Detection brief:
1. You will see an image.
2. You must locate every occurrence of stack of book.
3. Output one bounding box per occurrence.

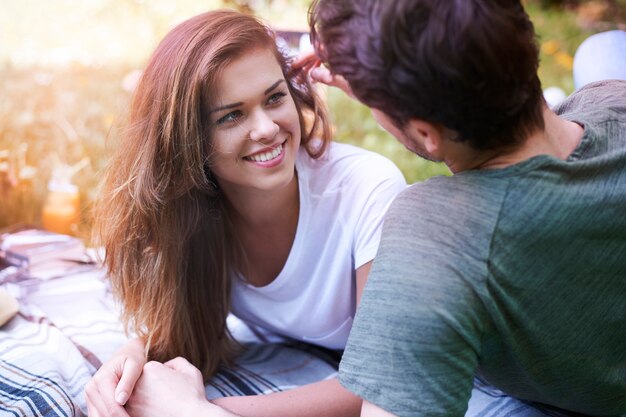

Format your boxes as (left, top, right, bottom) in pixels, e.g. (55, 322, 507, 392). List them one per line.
(0, 227, 89, 280)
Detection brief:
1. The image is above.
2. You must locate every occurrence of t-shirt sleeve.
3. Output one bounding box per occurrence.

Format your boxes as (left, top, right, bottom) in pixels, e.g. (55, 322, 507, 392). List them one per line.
(339, 186, 487, 417)
(351, 155, 407, 269)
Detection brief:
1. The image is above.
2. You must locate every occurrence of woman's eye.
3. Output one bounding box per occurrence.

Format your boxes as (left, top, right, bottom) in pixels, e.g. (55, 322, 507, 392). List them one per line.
(216, 110, 242, 125)
(267, 92, 287, 105)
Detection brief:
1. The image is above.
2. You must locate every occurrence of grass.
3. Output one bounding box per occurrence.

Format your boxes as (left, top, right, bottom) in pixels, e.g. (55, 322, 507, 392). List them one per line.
(0, 1, 621, 235)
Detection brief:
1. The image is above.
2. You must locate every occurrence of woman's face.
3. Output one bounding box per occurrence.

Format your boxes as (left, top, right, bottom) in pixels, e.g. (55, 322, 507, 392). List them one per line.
(208, 47, 301, 197)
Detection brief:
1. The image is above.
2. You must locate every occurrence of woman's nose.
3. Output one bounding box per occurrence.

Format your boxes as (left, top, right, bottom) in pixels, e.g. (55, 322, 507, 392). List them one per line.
(249, 109, 279, 143)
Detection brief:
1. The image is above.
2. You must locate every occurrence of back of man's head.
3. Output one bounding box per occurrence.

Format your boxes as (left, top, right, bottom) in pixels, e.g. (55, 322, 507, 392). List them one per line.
(310, 0, 546, 150)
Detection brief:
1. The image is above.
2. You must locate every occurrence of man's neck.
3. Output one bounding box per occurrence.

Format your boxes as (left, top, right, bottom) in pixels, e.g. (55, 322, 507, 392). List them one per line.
(447, 106, 584, 173)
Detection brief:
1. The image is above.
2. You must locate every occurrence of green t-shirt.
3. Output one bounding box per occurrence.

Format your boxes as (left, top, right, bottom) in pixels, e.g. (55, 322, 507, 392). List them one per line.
(339, 80, 626, 417)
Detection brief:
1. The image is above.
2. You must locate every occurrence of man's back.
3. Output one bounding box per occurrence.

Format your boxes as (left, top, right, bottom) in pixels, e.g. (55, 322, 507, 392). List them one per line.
(339, 80, 626, 416)
(476, 80, 626, 413)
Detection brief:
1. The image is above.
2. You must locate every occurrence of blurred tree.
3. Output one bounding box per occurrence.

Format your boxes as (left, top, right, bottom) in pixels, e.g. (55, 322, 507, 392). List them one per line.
(1, 0, 622, 233)
(220, 0, 312, 28)
(534, 0, 579, 7)
(530, 0, 626, 24)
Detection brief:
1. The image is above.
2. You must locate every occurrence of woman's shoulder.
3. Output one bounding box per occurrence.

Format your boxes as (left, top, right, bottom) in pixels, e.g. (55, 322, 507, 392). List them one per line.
(324, 141, 396, 165)
(298, 141, 406, 191)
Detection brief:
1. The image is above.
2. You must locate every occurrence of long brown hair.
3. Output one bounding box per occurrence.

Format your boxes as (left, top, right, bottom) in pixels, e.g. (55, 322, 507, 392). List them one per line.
(94, 10, 330, 381)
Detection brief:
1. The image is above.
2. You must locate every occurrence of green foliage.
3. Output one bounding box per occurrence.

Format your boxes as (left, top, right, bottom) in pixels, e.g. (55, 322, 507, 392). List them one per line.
(527, 3, 593, 93)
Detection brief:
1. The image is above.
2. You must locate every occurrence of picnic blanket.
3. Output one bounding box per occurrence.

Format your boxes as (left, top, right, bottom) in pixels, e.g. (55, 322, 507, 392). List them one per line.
(0, 260, 561, 417)
(0, 266, 341, 417)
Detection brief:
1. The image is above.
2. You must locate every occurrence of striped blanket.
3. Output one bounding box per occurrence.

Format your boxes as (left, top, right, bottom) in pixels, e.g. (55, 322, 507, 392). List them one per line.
(0, 268, 341, 417)
(1, 266, 561, 417)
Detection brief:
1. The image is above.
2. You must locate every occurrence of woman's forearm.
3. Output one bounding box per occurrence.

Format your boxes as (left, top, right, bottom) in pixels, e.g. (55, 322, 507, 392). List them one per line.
(211, 378, 361, 417)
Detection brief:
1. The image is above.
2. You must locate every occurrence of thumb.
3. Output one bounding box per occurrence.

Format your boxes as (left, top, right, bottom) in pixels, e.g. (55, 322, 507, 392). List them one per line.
(114, 358, 143, 405)
(292, 50, 318, 71)
(310, 68, 355, 99)
(310, 66, 335, 85)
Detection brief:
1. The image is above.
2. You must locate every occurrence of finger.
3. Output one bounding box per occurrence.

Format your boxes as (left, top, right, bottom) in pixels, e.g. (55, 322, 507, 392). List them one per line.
(86, 378, 131, 417)
(163, 357, 204, 381)
(311, 69, 355, 99)
(333, 76, 354, 98)
(86, 396, 99, 417)
(84, 381, 100, 417)
(291, 50, 318, 70)
(310, 66, 335, 84)
(93, 366, 134, 415)
(163, 356, 193, 372)
(115, 358, 144, 405)
(288, 56, 321, 80)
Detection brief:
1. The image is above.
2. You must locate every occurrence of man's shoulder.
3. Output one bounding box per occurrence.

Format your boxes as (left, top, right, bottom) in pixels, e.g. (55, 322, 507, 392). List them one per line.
(382, 173, 508, 253)
(390, 172, 507, 214)
(555, 80, 626, 120)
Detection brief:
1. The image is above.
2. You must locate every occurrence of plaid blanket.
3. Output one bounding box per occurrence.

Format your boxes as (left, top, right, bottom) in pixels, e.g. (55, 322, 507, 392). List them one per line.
(1, 267, 559, 417)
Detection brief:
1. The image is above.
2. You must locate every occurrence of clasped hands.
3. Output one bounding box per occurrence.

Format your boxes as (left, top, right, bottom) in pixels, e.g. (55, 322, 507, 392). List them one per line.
(84, 339, 237, 417)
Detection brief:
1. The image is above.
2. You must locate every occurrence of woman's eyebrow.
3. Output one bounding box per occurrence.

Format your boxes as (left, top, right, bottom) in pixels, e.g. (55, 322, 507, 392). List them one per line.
(209, 102, 242, 114)
(210, 80, 285, 114)
(264, 79, 284, 94)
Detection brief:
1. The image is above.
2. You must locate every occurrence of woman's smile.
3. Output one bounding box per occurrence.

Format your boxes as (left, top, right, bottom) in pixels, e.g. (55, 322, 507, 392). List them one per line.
(243, 140, 287, 167)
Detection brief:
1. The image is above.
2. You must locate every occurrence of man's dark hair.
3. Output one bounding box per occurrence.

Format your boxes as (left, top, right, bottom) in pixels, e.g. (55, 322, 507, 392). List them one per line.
(309, 0, 545, 150)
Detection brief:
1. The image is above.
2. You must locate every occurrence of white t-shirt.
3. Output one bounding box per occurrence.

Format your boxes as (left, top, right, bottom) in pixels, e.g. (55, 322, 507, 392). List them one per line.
(230, 142, 407, 349)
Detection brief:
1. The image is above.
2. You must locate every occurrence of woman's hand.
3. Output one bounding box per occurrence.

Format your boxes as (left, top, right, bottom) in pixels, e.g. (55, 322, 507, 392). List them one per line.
(126, 357, 240, 417)
(84, 338, 146, 417)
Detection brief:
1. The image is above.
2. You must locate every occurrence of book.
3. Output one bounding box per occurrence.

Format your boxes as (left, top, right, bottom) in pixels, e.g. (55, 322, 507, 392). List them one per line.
(0, 228, 86, 269)
(0, 287, 19, 326)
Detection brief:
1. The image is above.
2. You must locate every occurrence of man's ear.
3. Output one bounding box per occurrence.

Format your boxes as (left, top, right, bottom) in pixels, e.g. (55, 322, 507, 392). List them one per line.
(406, 119, 445, 158)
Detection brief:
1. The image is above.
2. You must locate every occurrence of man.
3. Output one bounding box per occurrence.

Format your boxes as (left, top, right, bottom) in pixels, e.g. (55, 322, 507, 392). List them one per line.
(307, 0, 626, 416)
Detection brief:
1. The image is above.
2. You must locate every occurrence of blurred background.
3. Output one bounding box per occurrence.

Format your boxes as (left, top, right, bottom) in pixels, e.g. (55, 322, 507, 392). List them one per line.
(1, 0, 625, 241)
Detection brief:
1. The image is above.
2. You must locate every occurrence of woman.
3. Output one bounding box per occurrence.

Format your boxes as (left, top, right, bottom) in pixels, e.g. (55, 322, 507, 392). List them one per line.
(85, 9, 406, 417)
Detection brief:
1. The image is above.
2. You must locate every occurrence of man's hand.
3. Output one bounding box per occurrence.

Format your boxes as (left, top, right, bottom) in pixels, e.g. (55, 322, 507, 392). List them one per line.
(291, 51, 356, 99)
(126, 357, 241, 417)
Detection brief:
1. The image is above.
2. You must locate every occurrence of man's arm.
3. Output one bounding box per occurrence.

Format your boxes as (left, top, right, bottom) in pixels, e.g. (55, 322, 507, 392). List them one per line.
(126, 358, 361, 417)
(337, 187, 486, 416)
(125, 357, 246, 417)
(212, 378, 361, 417)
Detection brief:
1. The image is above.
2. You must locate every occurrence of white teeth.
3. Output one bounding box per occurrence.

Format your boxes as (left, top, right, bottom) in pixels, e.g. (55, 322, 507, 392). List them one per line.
(247, 144, 283, 162)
